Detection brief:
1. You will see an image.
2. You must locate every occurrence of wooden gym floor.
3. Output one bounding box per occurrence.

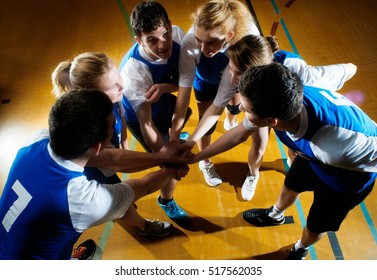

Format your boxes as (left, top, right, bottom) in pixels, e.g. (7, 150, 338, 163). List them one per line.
(1, 0, 376, 260)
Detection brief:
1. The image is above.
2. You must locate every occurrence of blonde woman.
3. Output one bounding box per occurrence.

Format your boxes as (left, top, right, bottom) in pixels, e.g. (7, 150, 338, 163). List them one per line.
(52, 52, 193, 237)
(169, 0, 260, 187)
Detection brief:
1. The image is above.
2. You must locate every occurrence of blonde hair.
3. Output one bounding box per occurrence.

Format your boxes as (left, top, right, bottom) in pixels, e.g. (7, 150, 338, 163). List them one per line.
(227, 35, 280, 72)
(51, 52, 111, 98)
(192, 0, 257, 44)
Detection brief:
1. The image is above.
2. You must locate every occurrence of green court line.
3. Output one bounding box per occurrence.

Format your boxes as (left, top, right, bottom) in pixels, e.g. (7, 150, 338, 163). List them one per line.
(115, 0, 135, 42)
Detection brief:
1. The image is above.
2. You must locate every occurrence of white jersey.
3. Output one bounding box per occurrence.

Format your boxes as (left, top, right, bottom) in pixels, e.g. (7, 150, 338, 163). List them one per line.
(214, 50, 353, 108)
(120, 25, 184, 113)
(0, 129, 134, 259)
(243, 86, 377, 193)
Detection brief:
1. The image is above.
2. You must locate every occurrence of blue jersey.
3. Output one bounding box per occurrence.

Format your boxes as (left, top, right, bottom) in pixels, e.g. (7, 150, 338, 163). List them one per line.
(0, 131, 133, 259)
(83, 102, 123, 183)
(120, 42, 180, 123)
(274, 86, 377, 193)
(0, 138, 82, 259)
(273, 50, 302, 63)
(111, 102, 123, 148)
(193, 51, 229, 93)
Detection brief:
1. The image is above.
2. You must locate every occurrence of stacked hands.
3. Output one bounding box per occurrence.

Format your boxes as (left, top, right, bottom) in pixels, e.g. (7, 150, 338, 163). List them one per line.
(158, 139, 195, 181)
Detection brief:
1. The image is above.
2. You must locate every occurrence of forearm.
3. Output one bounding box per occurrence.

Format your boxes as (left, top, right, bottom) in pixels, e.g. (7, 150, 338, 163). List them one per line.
(170, 87, 191, 140)
(192, 124, 254, 163)
(160, 83, 179, 94)
(140, 124, 165, 152)
(189, 104, 224, 142)
(87, 148, 165, 173)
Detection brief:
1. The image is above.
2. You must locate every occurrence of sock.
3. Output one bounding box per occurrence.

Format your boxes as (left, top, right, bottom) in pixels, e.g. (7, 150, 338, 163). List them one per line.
(159, 196, 173, 205)
(268, 204, 285, 219)
(294, 239, 309, 251)
(200, 160, 211, 167)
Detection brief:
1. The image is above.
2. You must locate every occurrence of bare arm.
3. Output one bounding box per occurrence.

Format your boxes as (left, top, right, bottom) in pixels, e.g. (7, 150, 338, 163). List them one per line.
(191, 123, 255, 163)
(87, 140, 194, 173)
(145, 83, 179, 104)
(189, 103, 225, 142)
(170, 86, 192, 140)
(135, 102, 165, 152)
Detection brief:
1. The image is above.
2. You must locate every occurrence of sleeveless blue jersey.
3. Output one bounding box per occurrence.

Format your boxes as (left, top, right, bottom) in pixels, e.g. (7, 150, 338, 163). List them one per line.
(193, 51, 229, 93)
(83, 102, 122, 183)
(275, 86, 377, 193)
(121, 42, 180, 123)
(273, 50, 302, 64)
(0, 138, 83, 259)
(110, 102, 123, 148)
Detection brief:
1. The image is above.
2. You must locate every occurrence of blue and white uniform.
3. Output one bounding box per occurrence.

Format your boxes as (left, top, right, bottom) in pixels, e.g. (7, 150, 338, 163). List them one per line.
(214, 50, 353, 108)
(0, 130, 134, 259)
(83, 102, 124, 183)
(179, 25, 260, 97)
(120, 25, 184, 123)
(243, 86, 377, 193)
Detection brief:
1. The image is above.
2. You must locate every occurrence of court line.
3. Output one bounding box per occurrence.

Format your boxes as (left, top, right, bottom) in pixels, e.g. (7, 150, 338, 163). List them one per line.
(359, 202, 377, 244)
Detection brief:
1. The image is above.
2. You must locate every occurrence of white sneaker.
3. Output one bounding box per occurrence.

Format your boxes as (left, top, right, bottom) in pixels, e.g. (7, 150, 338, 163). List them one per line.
(241, 174, 259, 201)
(223, 118, 239, 131)
(199, 161, 222, 186)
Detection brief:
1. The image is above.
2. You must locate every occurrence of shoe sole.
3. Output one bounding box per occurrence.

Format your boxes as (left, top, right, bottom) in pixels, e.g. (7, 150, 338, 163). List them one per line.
(242, 210, 285, 226)
(138, 228, 174, 238)
(241, 188, 255, 201)
(138, 230, 173, 237)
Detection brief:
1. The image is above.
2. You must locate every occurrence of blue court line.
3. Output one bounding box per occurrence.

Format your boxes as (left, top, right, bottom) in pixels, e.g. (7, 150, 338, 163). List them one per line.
(360, 202, 377, 244)
(269, 0, 299, 54)
(93, 0, 138, 260)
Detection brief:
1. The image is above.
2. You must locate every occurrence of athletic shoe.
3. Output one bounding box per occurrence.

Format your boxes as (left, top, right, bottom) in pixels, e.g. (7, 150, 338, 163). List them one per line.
(158, 196, 190, 223)
(137, 220, 173, 237)
(242, 207, 285, 226)
(199, 161, 222, 186)
(72, 239, 96, 260)
(179, 131, 190, 141)
(223, 118, 239, 131)
(241, 174, 259, 201)
(287, 245, 309, 260)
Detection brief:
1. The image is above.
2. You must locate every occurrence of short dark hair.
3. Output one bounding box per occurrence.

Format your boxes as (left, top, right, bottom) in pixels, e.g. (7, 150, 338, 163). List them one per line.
(48, 90, 113, 159)
(238, 63, 303, 121)
(130, 1, 170, 38)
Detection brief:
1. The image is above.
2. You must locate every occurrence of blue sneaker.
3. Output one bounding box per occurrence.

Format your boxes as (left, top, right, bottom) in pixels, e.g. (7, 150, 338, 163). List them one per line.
(158, 196, 190, 224)
(179, 131, 190, 141)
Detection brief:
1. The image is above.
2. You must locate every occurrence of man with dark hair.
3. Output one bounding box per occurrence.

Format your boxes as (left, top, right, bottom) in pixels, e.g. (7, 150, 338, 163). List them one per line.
(119, 1, 192, 224)
(191, 63, 377, 259)
(0, 90, 189, 259)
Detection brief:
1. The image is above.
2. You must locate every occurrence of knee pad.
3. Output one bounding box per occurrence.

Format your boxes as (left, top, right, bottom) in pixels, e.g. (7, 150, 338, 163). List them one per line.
(226, 103, 241, 115)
